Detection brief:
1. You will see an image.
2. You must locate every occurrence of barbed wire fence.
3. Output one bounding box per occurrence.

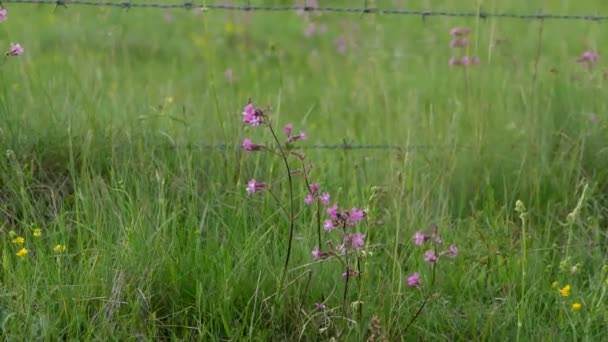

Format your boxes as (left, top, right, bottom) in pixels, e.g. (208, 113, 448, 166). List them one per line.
(3, 0, 605, 151)
(2, 0, 608, 21)
(172, 143, 471, 152)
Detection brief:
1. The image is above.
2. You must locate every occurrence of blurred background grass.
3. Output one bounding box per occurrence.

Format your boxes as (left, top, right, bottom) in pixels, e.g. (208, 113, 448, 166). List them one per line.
(0, 0, 607, 339)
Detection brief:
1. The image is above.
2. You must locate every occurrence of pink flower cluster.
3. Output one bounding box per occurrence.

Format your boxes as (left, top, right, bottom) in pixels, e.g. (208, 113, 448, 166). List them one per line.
(407, 272, 421, 287)
(242, 102, 264, 126)
(324, 205, 365, 231)
(449, 56, 480, 67)
(242, 138, 264, 152)
(576, 50, 599, 69)
(449, 27, 471, 36)
(0, 8, 24, 58)
(241, 102, 267, 153)
(448, 27, 478, 67)
(334, 36, 347, 55)
(304, 22, 327, 38)
(284, 123, 307, 143)
(296, 0, 325, 38)
(246, 179, 268, 196)
(304, 183, 330, 206)
(406, 226, 459, 288)
(313, 202, 368, 280)
(241, 101, 310, 199)
(6, 43, 23, 57)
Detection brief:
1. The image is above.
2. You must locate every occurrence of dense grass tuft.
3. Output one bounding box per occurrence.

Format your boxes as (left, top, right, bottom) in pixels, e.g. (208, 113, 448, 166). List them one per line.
(1, 0, 607, 339)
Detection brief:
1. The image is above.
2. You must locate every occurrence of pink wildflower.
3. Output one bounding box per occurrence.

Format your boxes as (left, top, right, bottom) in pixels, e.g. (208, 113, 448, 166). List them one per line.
(424, 250, 438, 263)
(0, 8, 7, 22)
(305, 194, 314, 205)
(225, 69, 238, 83)
(450, 56, 479, 66)
(323, 219, 335, 232)
(246, 179, 267, 196)
(445, 245, 459, 258)
(461, 56, 480, 66)
(304, 23, 316, 37)
(335, 36, 347, 54)
(450, 38, 468, 48)
(312, 247, 321, 260)
(319, 192, 330, 206)
(327, 205, 339, 219)
(284, 123, 293, 136)
(407, 272, 421, 287)
(577, 50, 599, 65)
(342, 269, 362, 279)
(6, 43, 23, 57)
(351, 232, 366, 249)
(242, 103, 262, 126)
(349, 208, 365, 223)
(450, 27, 471, 36)
(287, 132, 307, 143)
(413, 232, 427, 246)
(242, 139, 263, 151)
(310, 183, 319, 195)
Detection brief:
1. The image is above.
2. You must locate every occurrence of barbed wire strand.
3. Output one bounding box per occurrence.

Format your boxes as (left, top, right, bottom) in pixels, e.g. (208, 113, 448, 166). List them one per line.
(2, 0, 608, 21)
(172, 143, 470, 151)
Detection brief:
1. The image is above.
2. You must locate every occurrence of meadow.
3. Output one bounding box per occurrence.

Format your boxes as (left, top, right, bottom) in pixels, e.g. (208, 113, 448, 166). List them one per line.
(0, 0, 607, 340)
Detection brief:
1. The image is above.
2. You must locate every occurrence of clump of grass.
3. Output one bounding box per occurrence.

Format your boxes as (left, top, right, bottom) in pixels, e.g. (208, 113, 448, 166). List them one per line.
(0, 1, 607, 340)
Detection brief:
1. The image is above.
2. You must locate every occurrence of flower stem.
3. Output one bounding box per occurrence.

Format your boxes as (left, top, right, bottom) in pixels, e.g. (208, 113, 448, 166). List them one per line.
(342, 228, 350, 318)
(403, 292, 428, 335)
(517, 212, 527, 342)
(267, 123, 295, 291)
(301, 160, 322, 248)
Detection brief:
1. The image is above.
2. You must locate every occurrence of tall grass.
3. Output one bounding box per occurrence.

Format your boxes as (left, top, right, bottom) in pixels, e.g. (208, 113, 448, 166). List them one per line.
(0, 0, 607, 339)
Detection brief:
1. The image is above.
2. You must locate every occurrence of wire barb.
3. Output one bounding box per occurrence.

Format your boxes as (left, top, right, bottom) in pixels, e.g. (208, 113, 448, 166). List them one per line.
(1, 0, 607, 21)
(119, 1, 130, 11)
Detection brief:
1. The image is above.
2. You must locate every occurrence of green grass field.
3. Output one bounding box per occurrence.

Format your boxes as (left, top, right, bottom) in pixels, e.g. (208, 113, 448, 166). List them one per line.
(1, 0, 607, 340)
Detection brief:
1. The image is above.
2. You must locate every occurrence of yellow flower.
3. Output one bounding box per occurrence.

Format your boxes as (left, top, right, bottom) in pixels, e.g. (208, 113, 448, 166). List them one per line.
(572, 302, 582, 311)
(53, 244, 66, 253)
(12, 236, 25, 245)
(33, 228, 42, 237)
(559, 285, 571, 297)
(16, 248, 28, 257)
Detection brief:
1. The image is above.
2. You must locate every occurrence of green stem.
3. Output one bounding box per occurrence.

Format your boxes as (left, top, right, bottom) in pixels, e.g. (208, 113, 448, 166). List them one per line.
(403, 291, 428, 335)
(342, 224, 350, 318)
(517, 214, 527, 342)
(267, 123, 295, 291)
